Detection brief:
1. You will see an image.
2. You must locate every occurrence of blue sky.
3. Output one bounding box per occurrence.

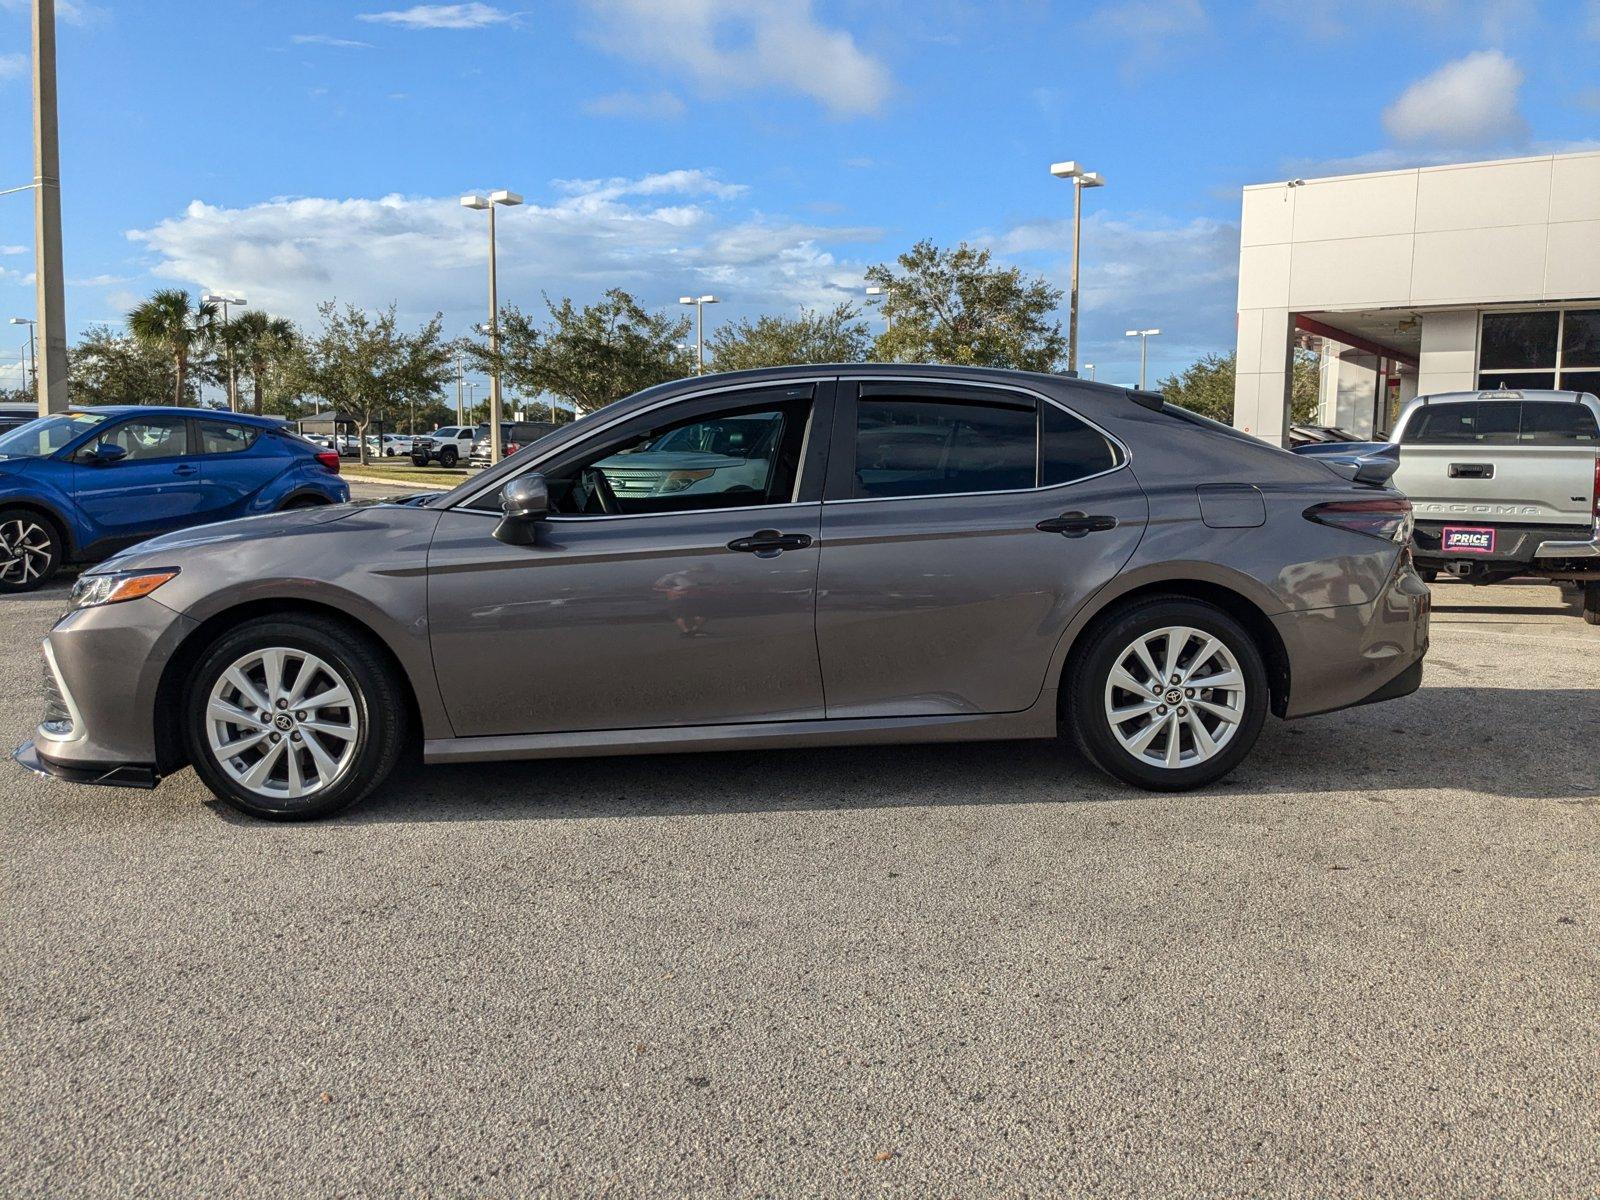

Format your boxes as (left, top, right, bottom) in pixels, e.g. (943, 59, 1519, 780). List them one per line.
(1, 0, 1597, 396)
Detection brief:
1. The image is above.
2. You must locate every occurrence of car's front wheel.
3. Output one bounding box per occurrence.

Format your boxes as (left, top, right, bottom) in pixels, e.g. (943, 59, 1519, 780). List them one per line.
(184, 616, 407, 820)
(0, 508, 61, 593)
(1067, 597, 1269, 791)
(438, 447, 458, 467)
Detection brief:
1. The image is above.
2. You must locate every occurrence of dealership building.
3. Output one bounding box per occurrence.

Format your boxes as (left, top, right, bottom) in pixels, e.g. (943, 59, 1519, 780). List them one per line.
(1231, 149, 1600, 444)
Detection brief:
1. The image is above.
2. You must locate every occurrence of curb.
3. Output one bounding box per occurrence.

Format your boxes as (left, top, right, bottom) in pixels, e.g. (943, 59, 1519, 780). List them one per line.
(341, 471, 460, 492)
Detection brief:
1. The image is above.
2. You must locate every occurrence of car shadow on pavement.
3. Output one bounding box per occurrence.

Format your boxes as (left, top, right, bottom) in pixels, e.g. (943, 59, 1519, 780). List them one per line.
(195, 683, 1600, 825)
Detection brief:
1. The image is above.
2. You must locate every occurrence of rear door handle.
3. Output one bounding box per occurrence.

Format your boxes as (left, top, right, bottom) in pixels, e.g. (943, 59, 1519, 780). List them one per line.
(172, 464, 200, 477)
(1036, 512, 1118, 537)
(727, 529, 813, 556)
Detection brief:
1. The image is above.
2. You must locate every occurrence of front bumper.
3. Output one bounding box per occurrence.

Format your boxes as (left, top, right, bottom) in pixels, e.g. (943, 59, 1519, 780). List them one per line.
(13, 740, 158, 789)
(17, 597, 196, 785)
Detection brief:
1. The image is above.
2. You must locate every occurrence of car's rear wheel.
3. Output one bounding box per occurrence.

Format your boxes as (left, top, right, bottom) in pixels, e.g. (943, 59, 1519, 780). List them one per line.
(438, 447, 458, 467)
(1067, 597, 1269, 791)
(184, 616, 407, 820)
(0, 508, 61, 593)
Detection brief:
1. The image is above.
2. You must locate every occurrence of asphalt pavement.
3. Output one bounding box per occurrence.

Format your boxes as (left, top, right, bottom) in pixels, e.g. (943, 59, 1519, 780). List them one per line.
(3, 557, 1596, 1198)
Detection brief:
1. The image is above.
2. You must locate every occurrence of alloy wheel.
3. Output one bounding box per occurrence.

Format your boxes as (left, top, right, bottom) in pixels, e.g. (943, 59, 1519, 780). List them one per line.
(0, 518, 53, 586)
(1102, 625, 1247, 770)
(204, 647, 360, 800)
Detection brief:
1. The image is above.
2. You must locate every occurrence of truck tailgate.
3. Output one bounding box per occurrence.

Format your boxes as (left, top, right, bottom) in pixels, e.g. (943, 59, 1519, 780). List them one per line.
(1393, 445, 1598, 525)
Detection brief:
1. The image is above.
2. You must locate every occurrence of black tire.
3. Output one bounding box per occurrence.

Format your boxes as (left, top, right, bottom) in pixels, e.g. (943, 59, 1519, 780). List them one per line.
(183, 616, 408, 821)
(0, 507, 63, 593)
(1066, 596, 1270, 792)
(278, 495, 326, 511)
(411, 453, 429, 467)
(1418, 567, 1438, 584)
(438, 447, 458, 467)
(1583, 582, 1599, 627)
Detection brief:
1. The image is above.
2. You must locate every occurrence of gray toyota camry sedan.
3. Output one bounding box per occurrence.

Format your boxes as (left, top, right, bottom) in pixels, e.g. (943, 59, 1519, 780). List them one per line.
(16, 365, 1429, 820)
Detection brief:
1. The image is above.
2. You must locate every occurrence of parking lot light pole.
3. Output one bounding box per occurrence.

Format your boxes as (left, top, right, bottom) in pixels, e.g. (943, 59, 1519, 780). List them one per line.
(201, 294, 246, 412)
(1125, 328, 1161, 390)
(9, 317, 36, 396)
(678, 295, 717, 374)
(462, 189, 522, 463)
(1049, 160, 1104, 376)
(1083, 362, 1096, 381)
(32, 0, 68, 415)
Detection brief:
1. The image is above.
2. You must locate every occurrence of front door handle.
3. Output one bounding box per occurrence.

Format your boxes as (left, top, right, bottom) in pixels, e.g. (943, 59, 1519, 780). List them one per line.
(1037, 512, 1118, 537)
(172, 464, 200, 477)
(727, 529, 813, 556)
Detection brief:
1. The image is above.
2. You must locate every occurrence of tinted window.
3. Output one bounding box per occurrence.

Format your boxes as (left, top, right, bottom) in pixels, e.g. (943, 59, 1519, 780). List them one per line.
(1041, 403, 1119, 485)
(94, 417, 189, 461)
(853, 397, 1036, 499)
(197, 420, 260, 455)
(1560, 370, 1600, 400)
(1480, 311, 1558, 370)
(0, 411, 108, 458)
(1477, 371, 1555, 392)
(1560, 309, 1600, 368)
(1402, 400, 1598, 445)
(1518, 401, 1599, 443)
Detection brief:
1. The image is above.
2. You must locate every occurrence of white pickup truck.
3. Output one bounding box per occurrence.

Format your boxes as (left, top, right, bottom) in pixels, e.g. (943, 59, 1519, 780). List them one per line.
(1297, 389, 1600, 623)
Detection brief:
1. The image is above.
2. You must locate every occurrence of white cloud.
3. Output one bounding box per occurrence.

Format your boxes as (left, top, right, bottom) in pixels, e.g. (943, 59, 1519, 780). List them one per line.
(125, 172, 882, 335)
(1383, 50, 1526, 148)
(0, 52, 23, 81)
(358, 3, 512, 30)
(0, 245, 25, 255)
(582, 0, 891, 117)
(291, 34, 374, 49)
(1091, 0, 1208, 40)
(580, 89, 687, 120)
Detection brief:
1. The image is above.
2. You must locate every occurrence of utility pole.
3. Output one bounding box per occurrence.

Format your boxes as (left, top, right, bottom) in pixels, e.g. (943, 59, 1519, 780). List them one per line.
(32, 0, 69, 415)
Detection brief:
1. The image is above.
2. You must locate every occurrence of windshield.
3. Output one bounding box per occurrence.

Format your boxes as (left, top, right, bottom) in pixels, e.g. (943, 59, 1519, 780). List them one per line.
(0, 411, 110, 459)
(633, 417, 777, 458)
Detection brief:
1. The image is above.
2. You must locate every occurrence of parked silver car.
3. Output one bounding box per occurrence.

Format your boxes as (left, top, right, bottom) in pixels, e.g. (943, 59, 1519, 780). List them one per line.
(16, 365, 1429, 820)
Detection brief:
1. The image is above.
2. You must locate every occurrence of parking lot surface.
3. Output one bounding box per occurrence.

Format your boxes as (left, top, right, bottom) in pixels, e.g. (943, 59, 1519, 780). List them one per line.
(3, 558, 1597, 1197)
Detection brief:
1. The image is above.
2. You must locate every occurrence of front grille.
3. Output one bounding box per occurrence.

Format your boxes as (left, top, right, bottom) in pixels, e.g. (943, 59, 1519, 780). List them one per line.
(604, 469, 666, 496)
(40, 650, 73, 737)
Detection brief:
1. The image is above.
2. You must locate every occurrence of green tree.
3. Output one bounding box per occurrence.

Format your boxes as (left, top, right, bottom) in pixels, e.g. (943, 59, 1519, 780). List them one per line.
(224, 310, 302, 415)
(126, 288, 217, 404)
(706, 303, 872, 371)
(305, 302, 454, 465)
(1158, 350, 1320, 425)
(69, 324, 190, 406)
(865, 240, 1067, 371)
(463, 289, 692, 415)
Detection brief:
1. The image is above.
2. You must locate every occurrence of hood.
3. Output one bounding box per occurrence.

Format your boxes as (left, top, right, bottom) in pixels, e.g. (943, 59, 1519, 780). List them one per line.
(97, 503, 361, 570)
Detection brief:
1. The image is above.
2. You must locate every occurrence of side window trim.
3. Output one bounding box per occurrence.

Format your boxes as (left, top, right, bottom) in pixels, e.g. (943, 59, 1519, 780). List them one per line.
(824, 377, 1128, 504)
(452, 380, 834, 517)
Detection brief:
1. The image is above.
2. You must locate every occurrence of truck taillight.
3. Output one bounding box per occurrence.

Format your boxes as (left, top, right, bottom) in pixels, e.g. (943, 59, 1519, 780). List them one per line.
(1593, 456, 1599, 517)
(315, 450, 341, 474)
(1304, 497, 1413, 543)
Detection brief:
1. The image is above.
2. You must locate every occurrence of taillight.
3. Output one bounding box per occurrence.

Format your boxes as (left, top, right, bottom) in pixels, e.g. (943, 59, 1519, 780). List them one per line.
(315, 450, 341, 474)
(1304, 497, 1413, 543)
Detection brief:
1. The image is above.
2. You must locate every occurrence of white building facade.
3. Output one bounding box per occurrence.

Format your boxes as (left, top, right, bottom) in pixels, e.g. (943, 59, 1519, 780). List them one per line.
(1232, 150, 1600, 444)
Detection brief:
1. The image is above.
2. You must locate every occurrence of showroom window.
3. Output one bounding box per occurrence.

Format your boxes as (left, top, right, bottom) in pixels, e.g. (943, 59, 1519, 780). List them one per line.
(1477, 308, 1600, 397)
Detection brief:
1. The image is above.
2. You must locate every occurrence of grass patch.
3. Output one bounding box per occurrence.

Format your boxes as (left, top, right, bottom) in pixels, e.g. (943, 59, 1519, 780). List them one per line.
(340, 460, 476, 489)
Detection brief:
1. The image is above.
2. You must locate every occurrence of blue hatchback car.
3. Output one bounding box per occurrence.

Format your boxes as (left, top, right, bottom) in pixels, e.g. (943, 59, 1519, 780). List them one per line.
(0, 406, 349, 592)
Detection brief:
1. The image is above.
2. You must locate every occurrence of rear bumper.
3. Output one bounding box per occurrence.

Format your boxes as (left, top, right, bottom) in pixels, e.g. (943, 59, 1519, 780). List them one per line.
(1413, 519, 1596, 569)
(1533, 521, 1600, 560)
(1273, 558, 1431, 719)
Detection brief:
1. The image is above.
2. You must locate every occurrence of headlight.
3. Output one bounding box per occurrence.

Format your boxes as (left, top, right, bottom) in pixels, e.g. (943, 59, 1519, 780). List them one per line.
(70, 568, 180, 609)
(662, 469, 715, 493)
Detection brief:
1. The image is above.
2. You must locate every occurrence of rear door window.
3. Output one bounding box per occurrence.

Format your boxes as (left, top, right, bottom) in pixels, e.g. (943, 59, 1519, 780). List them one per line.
(853, 395, 1036, 498)
(197, 420, 261, 455)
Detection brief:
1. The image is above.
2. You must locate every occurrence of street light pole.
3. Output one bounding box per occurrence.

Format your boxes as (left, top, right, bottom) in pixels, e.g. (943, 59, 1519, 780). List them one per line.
(202, 294, 246, 412)
(461, 189, 522, 463)
(1083, 363, 1096, 382)
(1049, 160, 1105, 376)
(9, 317, 37, 397)
(678, 294, 717, 374)
(32, 0, 68, 415)
(1125, 328, 1161, 390)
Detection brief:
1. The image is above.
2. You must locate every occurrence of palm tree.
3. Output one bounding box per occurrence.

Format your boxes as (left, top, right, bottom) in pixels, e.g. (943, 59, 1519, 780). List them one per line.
(126, 289, 216, 404)
(225, 310, 299, 414)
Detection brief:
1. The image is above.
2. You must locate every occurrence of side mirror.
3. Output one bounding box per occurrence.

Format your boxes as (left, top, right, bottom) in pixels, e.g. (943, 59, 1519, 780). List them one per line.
(493, 473, 549, 546)
(85, 442, 127, 465)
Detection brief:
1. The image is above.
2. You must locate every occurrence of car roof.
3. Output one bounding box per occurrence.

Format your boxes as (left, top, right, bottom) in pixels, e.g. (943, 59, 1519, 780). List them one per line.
(68, 405, 288, 428)
(1416, 389, 1594, 403)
